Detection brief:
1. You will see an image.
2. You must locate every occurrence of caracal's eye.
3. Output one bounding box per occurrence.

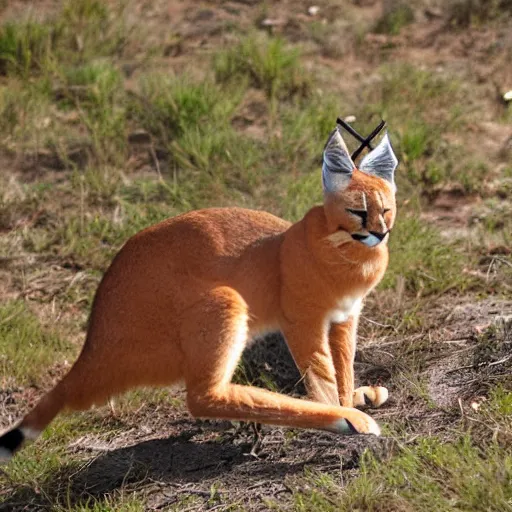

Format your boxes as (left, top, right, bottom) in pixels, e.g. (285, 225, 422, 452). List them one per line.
(346, 208, 368, 228)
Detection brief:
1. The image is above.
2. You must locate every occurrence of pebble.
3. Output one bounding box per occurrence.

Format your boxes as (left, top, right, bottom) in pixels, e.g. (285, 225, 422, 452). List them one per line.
(260, 18, 285, 27)
(128, 130, 152, 145)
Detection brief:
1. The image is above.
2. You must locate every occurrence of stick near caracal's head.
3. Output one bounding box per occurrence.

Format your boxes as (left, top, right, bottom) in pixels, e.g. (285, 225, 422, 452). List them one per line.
(1, 119, 398, 461)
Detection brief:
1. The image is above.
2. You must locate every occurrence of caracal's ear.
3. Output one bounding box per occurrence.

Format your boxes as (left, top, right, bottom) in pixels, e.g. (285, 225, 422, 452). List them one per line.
(359, 132, 398, 191)
(322, 127, 355, 195)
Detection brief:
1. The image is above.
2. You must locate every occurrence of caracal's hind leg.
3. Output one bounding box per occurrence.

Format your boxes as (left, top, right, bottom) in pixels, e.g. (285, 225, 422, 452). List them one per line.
(354, 386, 389, 408)
(180, 286, 380, 435)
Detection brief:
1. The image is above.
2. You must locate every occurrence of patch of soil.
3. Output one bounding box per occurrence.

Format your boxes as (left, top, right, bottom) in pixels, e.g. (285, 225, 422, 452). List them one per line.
(421, 189, 481, 233)
(429, 311, 512, 405)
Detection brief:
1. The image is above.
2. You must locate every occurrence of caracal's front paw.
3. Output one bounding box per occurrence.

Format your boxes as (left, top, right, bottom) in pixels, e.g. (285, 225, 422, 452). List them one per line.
(354, 386, 388, 408)
(327, 408, 380, 436)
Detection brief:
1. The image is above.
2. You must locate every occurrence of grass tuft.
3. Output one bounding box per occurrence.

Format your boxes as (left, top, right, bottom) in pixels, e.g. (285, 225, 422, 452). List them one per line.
(48, 202, 172, 270)
(131, 73, 243, 145)
(382, 213, 470, 295)
(0, 21, 58, 77)
(0, 0, 129, 79)
(61, 62, 126, 164)
(0, 301, 71, 386)
(374, 3, 415, 35)
(214, 34, 311, 100)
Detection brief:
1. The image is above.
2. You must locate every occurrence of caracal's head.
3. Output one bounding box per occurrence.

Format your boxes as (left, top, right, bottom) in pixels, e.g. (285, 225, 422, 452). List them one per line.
(321, 126, 398, 253)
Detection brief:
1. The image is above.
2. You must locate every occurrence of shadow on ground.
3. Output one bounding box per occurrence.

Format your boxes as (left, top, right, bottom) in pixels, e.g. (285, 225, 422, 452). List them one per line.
(1, 420, 391, 511)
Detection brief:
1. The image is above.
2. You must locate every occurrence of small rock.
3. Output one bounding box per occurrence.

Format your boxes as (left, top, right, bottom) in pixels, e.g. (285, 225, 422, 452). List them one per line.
(37, 117, 51, 129)
(504, 90, 512, 102)
(473, 322, 491, 334)
(470, 396, 486, 412)
(260, 18, 285, 27)
(344, 115, 357, 123)
(425, 7, 443, 20)
(128, 130, 152, 145)
(308, 6, 320, 16)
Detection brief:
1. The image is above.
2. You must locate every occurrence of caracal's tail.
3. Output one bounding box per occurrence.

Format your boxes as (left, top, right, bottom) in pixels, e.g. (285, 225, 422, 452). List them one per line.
(0, 378, 67, 461)
(0, 351, 120, 462)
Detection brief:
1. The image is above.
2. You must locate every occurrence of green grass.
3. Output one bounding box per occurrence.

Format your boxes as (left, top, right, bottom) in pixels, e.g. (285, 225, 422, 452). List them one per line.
(56, 497, 145, 512)
(344, 439, 511, 511)
(0, 20, 58, 78)
(290, 387, 512, 512)
(57, 0, 127, 62)
(383, 213, 470, 295)
(400, 120, 437, 163)
(0, 175, 44, 232)
(128, 72, 265, 204)
(374, 3, 415, 35)
(44, 200, 172, 270)
(214, 33, 311, 100)
(477, 196, 512, 241)
(71, 166, 123, 205)
(62, 62, 126, 164)
(131, 73, 243, 143)
(359, 64, 479, 192)
(0, 301, 72, 386)
(0, 0, 129, 79)
(0, 1, 133, 164)
(351, 387, 512, 511)
(375, 64, 461, 112)
(0, 80, 55, 153)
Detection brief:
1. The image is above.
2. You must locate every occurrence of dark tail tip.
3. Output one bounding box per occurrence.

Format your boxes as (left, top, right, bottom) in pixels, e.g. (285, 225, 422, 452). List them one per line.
(0, 428, 24, 461)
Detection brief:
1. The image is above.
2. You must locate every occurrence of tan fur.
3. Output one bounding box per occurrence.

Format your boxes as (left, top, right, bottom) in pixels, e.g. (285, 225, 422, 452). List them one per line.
(354, 386, 389, 408)
(12, 168, 396, 443)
